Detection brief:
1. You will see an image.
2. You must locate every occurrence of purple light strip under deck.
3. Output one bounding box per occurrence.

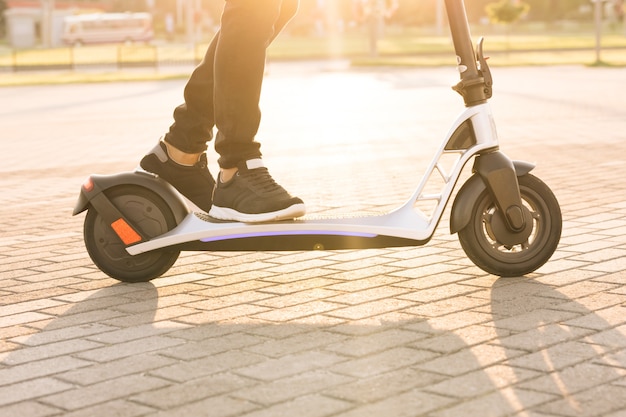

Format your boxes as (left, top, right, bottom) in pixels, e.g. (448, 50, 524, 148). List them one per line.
(200, 230, 378, 243)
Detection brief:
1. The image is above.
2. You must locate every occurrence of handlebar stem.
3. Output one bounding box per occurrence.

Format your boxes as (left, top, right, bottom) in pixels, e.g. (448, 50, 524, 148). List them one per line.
(445, 0, 492, 106)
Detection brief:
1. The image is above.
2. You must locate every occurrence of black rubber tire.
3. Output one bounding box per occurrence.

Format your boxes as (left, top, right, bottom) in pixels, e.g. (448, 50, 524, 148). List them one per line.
(458, 174, 562, 277)
(84, 185, 180, 282)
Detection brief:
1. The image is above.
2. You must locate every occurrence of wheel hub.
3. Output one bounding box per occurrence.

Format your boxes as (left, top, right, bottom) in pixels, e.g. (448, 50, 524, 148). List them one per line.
(489, 205, 534, 247)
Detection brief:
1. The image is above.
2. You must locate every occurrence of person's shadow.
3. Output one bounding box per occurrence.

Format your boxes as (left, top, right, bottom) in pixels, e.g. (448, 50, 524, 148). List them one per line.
(1, 276, 624, 416)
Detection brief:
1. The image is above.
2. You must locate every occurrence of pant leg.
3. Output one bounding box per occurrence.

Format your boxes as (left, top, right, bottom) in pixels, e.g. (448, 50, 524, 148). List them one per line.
(164, 0, 298, 159)
(164, 33, 219, 154)
(214, 0, 298, 168)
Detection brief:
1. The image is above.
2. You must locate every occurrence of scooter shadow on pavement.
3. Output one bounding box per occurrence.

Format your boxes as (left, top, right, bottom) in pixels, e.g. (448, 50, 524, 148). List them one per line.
(0, 282, 493, 415)
(489, 277, 626, 416)
(1, 278, 624, 416)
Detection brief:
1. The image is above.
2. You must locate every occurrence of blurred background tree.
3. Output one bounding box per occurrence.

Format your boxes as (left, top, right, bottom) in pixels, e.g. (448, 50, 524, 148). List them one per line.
(485, 0, 530, 49)
(486, 0, 530, 26)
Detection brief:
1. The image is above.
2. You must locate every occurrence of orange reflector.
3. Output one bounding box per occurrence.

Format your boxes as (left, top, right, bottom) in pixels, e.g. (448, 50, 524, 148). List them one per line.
(110, 218, 142, 245)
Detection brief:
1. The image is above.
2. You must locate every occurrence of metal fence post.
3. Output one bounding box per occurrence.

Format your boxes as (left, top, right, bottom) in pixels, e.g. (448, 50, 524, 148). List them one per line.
(593, 0, 608, 64)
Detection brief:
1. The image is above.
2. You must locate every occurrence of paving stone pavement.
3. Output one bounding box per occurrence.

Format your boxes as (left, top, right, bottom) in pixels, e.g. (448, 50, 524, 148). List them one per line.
(1, 62, 626, 417)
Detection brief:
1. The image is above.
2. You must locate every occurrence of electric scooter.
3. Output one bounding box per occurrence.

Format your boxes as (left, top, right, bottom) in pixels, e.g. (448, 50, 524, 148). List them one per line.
(73, 0, 562, 283)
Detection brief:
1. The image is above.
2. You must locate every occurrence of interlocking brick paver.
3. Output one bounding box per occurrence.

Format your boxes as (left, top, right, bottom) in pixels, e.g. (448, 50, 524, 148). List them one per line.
(508, 340, 610, 372)
(160, 332, 265, 360)
(0, 311, 54, 328)
(10, 322, 117, 346)
(493, 308, 580, 332)
(404, 294, 490, 317)
(130, 373, 255, 410)
(177, 304, 271, 323)
(420, 310, 494, 332)
(326, 298, 415, 320)
(254, 288, 341, 308)
(246, 329, 346, 358)
(586, 324, 626, 349)
(338, 389, 455, 417)
(429, 387, 556, 417)
(418, 344, 526, 376)
(425, 364, 542, 399)
(0, 401, 61, 417)
(238, 394, 352, 417)
(328, 285, 411, 305)
(260, 277, 343, 295)
(536, 384, 626, 417)
(331, 347, 437, 378)
(233, 370, 352, 406)
(497, 324, 595, 352)
(564, 304, 626, 330)
(42, 374, 172, 411)
(237, 350, 345, 381)
(518, 361, 626, 395)
(410, 324, 502, 353)
(328, 367, 444, 403)
(1, 356, 92, 386)
(1, 64, 626, 416)
(326, 328, 424, 357)
(147, 395, 257, 417)
(74, 335, 185, 362)
(59, 353, 178, 386)
(0, 377, 75, 407)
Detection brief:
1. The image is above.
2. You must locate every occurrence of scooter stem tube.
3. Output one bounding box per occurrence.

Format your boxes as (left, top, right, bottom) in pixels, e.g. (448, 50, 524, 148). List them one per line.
(445, 0, 489, 106)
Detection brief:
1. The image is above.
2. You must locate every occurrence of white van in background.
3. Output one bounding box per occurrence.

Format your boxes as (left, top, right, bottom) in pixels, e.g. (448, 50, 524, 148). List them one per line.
(62, 12, 154, 45)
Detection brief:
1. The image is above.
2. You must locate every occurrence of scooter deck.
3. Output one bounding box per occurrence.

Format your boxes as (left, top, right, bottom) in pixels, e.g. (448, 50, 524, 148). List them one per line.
(126, 207, 433, 255)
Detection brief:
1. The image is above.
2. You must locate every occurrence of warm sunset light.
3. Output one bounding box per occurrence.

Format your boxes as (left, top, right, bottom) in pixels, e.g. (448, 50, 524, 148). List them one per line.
(1, 0, 625, 74)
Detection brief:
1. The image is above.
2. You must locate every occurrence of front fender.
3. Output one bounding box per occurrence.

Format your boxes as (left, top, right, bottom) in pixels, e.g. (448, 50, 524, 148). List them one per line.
(73, 171, 190, 224)
(450, 160, 535, 234)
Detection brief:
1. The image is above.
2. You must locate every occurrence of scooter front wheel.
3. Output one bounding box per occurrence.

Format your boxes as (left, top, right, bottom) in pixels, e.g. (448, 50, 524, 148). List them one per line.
(84, 185, 180, 282)
(458, 174, 561, 277)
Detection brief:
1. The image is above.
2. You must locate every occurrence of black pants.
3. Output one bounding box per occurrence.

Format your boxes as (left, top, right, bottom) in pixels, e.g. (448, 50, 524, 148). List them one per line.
(164, 0, 299, 169)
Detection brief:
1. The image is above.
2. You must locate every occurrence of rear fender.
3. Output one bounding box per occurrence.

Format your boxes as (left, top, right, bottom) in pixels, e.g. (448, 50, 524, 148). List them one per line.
(73, 171, 190, 225)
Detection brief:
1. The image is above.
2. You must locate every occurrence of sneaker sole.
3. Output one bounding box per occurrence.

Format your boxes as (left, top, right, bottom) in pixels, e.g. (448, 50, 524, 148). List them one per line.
(208, 203, 306, 223)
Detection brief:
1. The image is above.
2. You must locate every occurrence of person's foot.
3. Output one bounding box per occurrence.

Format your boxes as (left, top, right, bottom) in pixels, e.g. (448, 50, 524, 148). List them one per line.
(209, 159, 306, 223)
(139, 141, 215, 212)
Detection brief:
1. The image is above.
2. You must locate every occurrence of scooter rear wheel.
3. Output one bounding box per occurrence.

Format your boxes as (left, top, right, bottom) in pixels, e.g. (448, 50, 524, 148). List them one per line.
(84, 185, 180, 282)
(458, 174, 561, 277)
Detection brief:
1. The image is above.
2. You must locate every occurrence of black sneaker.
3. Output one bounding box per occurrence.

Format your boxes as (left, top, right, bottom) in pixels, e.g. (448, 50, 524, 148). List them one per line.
(209, 159, 306, 223)
(139, 141, 215, 212)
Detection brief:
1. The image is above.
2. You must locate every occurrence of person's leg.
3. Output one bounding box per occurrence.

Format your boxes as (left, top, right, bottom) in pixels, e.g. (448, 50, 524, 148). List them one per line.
(165, 34, 219, 155)
(142, 0, 303, 219)
(213, 0, 291, 168)
(160, 0, 297, 160)
(215, 0, 299, 181)
(209, 0, 305, 222)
